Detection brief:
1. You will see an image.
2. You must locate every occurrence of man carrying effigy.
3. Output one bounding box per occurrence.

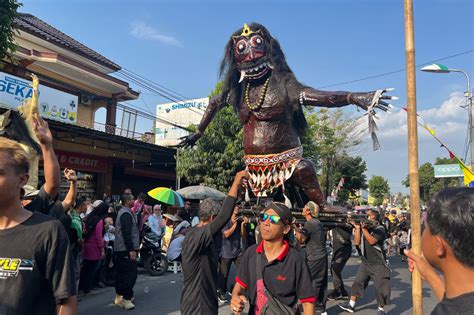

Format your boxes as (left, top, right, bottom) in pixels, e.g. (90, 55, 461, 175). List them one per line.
(181, 23, 395, 211)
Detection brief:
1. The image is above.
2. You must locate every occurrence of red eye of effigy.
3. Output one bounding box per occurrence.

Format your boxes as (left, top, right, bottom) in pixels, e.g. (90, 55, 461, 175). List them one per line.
(235, 39, 248, 54)
(251, 35, 263, 47)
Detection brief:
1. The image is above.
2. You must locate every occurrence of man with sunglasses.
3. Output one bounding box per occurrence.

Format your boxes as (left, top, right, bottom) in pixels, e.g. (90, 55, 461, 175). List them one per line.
(230, 202, 315, 314)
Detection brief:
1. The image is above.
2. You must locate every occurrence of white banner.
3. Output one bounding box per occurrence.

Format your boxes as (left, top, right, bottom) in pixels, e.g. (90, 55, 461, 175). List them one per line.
(0, 71, 78, 124)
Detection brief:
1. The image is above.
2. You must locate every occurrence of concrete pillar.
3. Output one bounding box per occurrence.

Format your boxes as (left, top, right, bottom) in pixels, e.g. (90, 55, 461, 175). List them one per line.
(106, 99, 117, 134)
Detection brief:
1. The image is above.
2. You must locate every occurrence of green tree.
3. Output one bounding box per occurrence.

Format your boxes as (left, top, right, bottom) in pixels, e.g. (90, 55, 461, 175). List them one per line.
(0, 0, 22, 63)
(176, 82, 244, 192)
(331, 154, 368, 203)
(177, 88, 365, 193)
(368, 175, 390, 206)
(304, 108, 364, 197)
(403, 157, 460, 203)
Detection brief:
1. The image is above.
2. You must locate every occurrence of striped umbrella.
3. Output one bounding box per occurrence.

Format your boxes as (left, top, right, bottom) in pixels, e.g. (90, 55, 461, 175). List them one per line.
(147, 187, 185, 207)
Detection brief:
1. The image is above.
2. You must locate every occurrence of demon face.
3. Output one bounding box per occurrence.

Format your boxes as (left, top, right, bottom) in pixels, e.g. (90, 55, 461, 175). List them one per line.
(233, 24, 273, 82)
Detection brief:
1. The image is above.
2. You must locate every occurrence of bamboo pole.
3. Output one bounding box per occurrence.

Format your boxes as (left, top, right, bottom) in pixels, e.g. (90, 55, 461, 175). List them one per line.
(404, 0, 423, 314)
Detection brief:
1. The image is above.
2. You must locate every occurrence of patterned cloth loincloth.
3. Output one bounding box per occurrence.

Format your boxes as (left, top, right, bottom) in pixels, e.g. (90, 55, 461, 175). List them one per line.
(244, 146, 303, 197)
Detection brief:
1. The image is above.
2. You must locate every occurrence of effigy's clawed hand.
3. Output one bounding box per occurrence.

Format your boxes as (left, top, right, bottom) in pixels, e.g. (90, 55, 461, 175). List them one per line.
(177, 131, 202, 148)
(351, 88, 398, 114)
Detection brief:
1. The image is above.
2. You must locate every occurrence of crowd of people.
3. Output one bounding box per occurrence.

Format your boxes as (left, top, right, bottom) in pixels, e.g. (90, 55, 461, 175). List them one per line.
(0, 113, 473, 315)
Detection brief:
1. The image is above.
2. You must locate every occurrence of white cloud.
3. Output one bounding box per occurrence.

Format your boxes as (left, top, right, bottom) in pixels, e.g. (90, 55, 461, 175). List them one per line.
(362, 91, 467, 140)
(357, 92, 469, 193)
(130, 21, 182, 47)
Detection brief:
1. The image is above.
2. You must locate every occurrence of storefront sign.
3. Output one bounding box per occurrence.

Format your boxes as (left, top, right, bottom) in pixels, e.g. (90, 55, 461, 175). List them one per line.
(0, 71, 78, 124)
(55, 150, 108, 173)
(434, 164, 463, 178)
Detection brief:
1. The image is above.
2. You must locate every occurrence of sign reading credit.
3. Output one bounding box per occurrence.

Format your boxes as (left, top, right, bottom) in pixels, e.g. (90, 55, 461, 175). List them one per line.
(55, 150, 108, 173)
(0, 71, 78, 124)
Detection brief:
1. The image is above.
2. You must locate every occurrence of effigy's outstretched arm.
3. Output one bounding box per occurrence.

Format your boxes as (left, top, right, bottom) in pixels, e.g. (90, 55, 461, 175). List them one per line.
(178, 93, 226, 148)
(298, 87, 395, 112)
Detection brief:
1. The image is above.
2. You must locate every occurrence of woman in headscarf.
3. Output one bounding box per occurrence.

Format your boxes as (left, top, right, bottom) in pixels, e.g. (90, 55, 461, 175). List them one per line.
(79, 200, 109, 294)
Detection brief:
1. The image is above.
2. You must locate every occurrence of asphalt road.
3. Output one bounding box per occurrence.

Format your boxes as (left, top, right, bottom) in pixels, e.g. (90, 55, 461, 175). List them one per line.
(78, 254, 439, 314)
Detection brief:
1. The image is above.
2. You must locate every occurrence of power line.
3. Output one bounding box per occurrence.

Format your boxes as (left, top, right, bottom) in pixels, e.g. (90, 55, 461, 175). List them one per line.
(115, 71, 204, 117)
(317, 49, 474, 89)
(116, 70, 205, 116)
(118, 102, 193, 132)
(113, 73, 192, 129)
(122, 67, 205, 113)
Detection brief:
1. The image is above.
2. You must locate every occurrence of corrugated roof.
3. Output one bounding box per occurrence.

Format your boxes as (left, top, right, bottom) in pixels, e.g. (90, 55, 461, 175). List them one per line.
(14, 13, 121, 71)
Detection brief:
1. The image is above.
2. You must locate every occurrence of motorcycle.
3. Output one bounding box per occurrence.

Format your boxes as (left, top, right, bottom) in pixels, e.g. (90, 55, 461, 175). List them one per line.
(137, 225, 169, 276)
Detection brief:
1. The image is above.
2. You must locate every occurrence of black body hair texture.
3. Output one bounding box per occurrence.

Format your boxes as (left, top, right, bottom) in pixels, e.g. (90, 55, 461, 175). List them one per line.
(219, 23, 308, 135)
(2, 110, 42, 154)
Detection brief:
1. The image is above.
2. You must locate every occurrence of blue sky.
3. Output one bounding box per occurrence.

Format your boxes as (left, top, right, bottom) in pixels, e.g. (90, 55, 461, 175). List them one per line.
(20, 0, 473, 193)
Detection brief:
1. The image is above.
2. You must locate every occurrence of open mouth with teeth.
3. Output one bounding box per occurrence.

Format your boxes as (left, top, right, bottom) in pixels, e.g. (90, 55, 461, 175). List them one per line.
(238, 60, 274, 83)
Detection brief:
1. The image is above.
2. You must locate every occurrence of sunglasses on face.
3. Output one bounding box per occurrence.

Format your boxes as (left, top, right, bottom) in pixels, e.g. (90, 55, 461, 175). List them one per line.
(261, 213, 281, 225)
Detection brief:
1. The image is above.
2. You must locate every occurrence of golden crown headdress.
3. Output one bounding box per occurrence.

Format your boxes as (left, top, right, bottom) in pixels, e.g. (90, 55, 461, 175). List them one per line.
(240, 23, 254, 37)
(233, 23, 256, 41)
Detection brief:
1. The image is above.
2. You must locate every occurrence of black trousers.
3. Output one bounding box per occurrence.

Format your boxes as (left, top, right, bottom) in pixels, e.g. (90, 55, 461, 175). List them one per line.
(307, 256, 328, 312)
(79, 259, 100, 293)
(114, 252, 138, 300)
(351, 262, 391, 306)
(218, 256, 241, 293)
(330, 244, 352, 295)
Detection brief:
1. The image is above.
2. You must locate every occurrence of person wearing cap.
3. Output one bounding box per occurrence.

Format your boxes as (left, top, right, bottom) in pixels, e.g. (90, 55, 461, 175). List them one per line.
(180, 170, 248, 315)
(230, 202, 315, 315)
(0, 137, 76, 315)
(300, 201, 329, 315)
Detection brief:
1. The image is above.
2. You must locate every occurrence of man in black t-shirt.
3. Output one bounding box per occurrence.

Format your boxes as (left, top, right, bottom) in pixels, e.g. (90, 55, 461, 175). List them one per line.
(301, 201, 329, 314)
(180, 171, 248, 315)
(406, 188, 474, 315)
(231, 202, 315, 315)
(0, 137, 76, 315)
(339, 209, 390, 315)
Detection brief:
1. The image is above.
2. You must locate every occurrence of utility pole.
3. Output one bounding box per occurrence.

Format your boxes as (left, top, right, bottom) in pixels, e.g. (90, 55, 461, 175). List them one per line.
(466, 75, 473, 172)
(404, 0, 423, 314)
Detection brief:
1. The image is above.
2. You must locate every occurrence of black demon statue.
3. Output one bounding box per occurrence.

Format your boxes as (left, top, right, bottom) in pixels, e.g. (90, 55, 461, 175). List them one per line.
(180, 23, 395, 211)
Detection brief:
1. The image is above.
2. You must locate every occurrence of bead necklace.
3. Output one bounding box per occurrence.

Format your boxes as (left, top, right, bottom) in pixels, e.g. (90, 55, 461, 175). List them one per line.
(244, 77, 270, 111)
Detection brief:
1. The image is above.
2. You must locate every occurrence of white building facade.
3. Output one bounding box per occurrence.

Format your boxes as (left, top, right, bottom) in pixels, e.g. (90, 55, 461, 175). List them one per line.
(155, 97, 208, 146)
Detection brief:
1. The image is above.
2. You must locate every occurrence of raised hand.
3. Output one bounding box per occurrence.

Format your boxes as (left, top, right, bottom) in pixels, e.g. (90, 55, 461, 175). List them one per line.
(64, 168, 78, 182)
(350, 88, 398, 113)
(32, 114, 53, 146)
